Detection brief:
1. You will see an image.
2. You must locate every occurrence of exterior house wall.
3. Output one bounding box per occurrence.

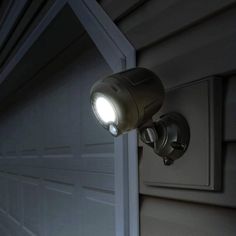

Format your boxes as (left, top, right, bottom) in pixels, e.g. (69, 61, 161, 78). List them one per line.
(100, 0, 236, 235)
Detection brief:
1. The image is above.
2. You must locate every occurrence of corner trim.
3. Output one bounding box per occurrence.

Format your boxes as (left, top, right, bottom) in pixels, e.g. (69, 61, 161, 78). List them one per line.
(68, 1, 138, 235)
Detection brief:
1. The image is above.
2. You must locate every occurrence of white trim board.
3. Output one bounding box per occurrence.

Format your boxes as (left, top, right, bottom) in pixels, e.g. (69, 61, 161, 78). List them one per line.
(69, 1, 138, 235)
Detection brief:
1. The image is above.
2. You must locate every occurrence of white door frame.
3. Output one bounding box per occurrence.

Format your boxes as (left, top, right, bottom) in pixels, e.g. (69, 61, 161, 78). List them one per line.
(68, 1, 138, 235)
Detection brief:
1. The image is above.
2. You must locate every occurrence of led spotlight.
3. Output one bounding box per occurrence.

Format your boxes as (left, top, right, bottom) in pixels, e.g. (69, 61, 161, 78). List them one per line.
(90, 67, 190, 165)
(90, 67, 165, 136)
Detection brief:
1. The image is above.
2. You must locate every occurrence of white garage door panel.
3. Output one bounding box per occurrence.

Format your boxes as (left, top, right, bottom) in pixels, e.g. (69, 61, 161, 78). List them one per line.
(22, 177, 41, 236)
(83, 196, 115, 236)
(0, 224, 11, 236)
(81, 153, 114, 174)
(0, 173, 8, 213)
(0, 42, 115, 235)
(8, 176, 21, 224)
(43, 180, 77, 236)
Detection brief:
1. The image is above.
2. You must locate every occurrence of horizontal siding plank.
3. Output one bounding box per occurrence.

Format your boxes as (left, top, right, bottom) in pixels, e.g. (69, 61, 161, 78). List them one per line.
(0, 4, 84, 103)
(99, 0, 143, 21)
(118, 0, 236, 49)
(0, 0, 57, 74)
(0, 0, 45, 69)
(0, 0, 29, 51)
(224, 76, 236, 141)
(137, 6, 236, 88)
(141, 197, 236, 236)
(140, 142, 236, 207)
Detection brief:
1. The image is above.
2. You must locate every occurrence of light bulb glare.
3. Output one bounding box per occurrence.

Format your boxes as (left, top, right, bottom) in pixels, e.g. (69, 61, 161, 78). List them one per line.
(94, 96, 116, 123)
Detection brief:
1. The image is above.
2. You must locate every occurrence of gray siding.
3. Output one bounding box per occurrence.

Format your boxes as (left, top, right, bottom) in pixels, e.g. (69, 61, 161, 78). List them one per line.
(140, 197, 236, 236)
(99, 0, 145, 21)
(102, 0, 236, 235)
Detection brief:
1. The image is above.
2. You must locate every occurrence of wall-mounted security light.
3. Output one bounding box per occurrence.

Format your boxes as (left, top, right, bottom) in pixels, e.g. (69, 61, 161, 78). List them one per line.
(90, 68, 190, 165)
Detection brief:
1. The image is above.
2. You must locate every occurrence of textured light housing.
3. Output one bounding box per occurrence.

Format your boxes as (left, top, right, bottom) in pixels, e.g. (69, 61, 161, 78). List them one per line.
(90, 67, 165, 136)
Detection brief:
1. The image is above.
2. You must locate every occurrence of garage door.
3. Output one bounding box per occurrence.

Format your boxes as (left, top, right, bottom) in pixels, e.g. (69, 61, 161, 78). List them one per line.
(0, 35, 115, 236)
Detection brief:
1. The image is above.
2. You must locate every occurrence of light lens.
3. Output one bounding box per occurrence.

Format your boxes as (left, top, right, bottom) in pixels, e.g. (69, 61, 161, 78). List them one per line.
(94, 96, 116, 123)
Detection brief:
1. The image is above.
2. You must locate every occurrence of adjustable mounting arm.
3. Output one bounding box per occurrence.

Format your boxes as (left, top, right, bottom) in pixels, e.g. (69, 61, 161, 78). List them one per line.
(140, 112, 190, 165)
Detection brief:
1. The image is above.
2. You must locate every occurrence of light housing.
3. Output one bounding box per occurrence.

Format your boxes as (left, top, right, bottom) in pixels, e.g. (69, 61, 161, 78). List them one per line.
(90, 67, 165, 136)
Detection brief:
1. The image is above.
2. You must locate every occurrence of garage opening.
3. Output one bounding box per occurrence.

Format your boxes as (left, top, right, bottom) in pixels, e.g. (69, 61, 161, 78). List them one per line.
(0, 4, 115, 236)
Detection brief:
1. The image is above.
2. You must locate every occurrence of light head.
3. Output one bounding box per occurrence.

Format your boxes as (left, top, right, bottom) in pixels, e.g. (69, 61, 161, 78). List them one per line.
(90, 67, 165, 136)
